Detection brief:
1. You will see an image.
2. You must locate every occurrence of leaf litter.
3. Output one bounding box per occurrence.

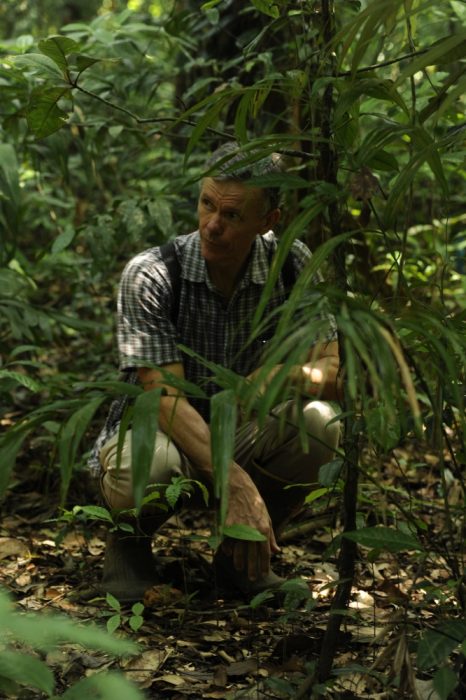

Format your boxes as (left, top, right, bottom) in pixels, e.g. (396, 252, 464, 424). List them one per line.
(0, 437, 464, 698)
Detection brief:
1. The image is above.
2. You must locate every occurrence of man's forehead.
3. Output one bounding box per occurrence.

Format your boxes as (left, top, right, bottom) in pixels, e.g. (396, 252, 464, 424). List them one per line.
(200, 177, 264, 205)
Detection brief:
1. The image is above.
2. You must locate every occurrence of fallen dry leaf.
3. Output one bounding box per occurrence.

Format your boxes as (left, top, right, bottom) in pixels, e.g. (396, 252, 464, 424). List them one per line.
(0, 537, 30, 560)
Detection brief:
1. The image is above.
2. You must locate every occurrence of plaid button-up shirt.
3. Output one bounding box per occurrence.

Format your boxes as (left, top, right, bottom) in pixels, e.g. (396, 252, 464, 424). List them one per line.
(88, 230, 335, 475)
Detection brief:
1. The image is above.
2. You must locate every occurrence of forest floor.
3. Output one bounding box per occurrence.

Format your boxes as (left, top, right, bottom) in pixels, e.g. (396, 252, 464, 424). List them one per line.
(1, 438, 464, 700)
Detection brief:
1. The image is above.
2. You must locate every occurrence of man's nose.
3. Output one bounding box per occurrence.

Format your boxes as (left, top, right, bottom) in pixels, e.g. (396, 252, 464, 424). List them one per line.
(206, 213, 223, 235)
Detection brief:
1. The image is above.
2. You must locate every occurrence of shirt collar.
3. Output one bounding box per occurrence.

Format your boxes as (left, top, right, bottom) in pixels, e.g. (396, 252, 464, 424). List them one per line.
(178, 230, 275, 287)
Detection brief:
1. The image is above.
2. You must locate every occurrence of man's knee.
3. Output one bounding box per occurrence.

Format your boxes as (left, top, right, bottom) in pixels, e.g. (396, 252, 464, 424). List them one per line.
(302, 400, 340, 457)
(99, 429, 184, 510)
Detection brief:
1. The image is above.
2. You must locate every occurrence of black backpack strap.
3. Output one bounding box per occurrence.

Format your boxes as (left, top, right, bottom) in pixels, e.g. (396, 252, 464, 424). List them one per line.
(159, 240, 181, 325)
(281, 248, 297, 292)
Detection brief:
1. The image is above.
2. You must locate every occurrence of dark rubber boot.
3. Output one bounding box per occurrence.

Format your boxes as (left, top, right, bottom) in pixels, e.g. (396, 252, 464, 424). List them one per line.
(213, 548, 286, 597)
(100, 514, 165, 603)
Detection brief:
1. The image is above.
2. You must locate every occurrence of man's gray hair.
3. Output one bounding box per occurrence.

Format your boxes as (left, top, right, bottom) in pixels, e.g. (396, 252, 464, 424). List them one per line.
(205, 142, 284, 210)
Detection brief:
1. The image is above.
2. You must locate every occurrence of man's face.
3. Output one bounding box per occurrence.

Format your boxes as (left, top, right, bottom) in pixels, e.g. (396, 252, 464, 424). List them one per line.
(198, 177, 278, 269)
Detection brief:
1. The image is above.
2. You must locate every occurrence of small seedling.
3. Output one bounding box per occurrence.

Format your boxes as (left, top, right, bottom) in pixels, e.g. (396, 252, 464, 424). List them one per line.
(101, 593, 145, 634)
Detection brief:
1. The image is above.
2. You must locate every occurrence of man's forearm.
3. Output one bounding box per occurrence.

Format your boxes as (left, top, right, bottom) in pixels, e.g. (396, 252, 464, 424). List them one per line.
(158, 394, 215, 480)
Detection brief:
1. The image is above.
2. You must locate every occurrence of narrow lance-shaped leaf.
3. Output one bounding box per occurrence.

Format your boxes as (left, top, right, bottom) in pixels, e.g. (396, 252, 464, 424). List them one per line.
(396, 31, 466, 83)
(0, 428, 31, 499)
(0, 651, 55, 696)
(0, 369, 42, 393)
(131, 388, 162, 511)
(210, 389, 237, 531)
(0, 144, 20, 207)
(343, 526, 423, 552)
(60, 672, 145, 700)
(58, 397, 106, 504)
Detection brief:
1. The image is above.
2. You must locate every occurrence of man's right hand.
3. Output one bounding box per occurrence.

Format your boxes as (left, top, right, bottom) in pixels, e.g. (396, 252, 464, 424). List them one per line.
(222, 463, 280, 582)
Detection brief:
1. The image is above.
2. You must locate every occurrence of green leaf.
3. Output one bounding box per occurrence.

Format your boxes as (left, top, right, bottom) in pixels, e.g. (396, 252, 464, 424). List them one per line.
(304, 487, 330, 505)
(335, 78, 408, 124)
(11, 53, 64, 79)
(132, 602, 144, 616)
(147, 198, 173, 235)
(397, 32, 466, 83)
(201, 0, 221, 8)
(131, 388, 162, 511)
(432, 667, 458, 700)
(51, 225, 76, 254)
(210, 389, 237, 530)
(75, 53, 101, 72)
(106, 593, 121, 613)
(27, 86, 71, 139)
(417, 621, 466, 671)
(129, 615, 144, 632)
(106, 615, 121, 635)
(60, 672, 145, 700)
(250, 0, 280, 18)
(365, 148, 399, 172)
(222, 524, 267, 542)
(343, 526, 423, 552)
(38, 35, 80, 73)
(0, 650, 55, 695)
(0, 144, 20, 207)
(79, 505, 114, 523)
(319, 458, 344, 487)
(0, 428, 31, 498)
(0, 369, 42, 392)
(58, 397, 106, 504)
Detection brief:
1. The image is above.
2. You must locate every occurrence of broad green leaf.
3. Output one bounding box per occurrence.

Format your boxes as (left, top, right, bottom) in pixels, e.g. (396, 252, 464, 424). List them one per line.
(147, 198, 173, 235)
(132, 602, 144, 616)
(343, 526, 423, 552)
(11, 53, 64, 79)
(0, 369, 42, 393)
(250, 0, 280, 18)
(38, 35, 80, 73)
(210, 389, 237, 529)
(129, 615, 144, 632)
(131, 388, 161, 511)
(106, 615, 121, 634)
(75, 53, 101, 72)
(319, 458, 344, 487)
(0, 650, 54, 695)
(222, 524, 266, 541)
(433, 667, 458, 700)
(27, 87, 71, 139)
(79, 505, 114, 523)
(417, 621, 466, 670)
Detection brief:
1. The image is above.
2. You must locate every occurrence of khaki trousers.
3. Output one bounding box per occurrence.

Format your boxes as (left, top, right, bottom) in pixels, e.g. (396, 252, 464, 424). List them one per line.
(99, 399, 340, 528)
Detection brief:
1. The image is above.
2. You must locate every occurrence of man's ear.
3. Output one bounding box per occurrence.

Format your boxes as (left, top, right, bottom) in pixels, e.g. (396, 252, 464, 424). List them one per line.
(262, 207, 281, 233)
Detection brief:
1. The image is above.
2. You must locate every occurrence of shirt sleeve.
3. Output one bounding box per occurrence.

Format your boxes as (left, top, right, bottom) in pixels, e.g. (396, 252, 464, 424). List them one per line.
(117, 249, 183, 370)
